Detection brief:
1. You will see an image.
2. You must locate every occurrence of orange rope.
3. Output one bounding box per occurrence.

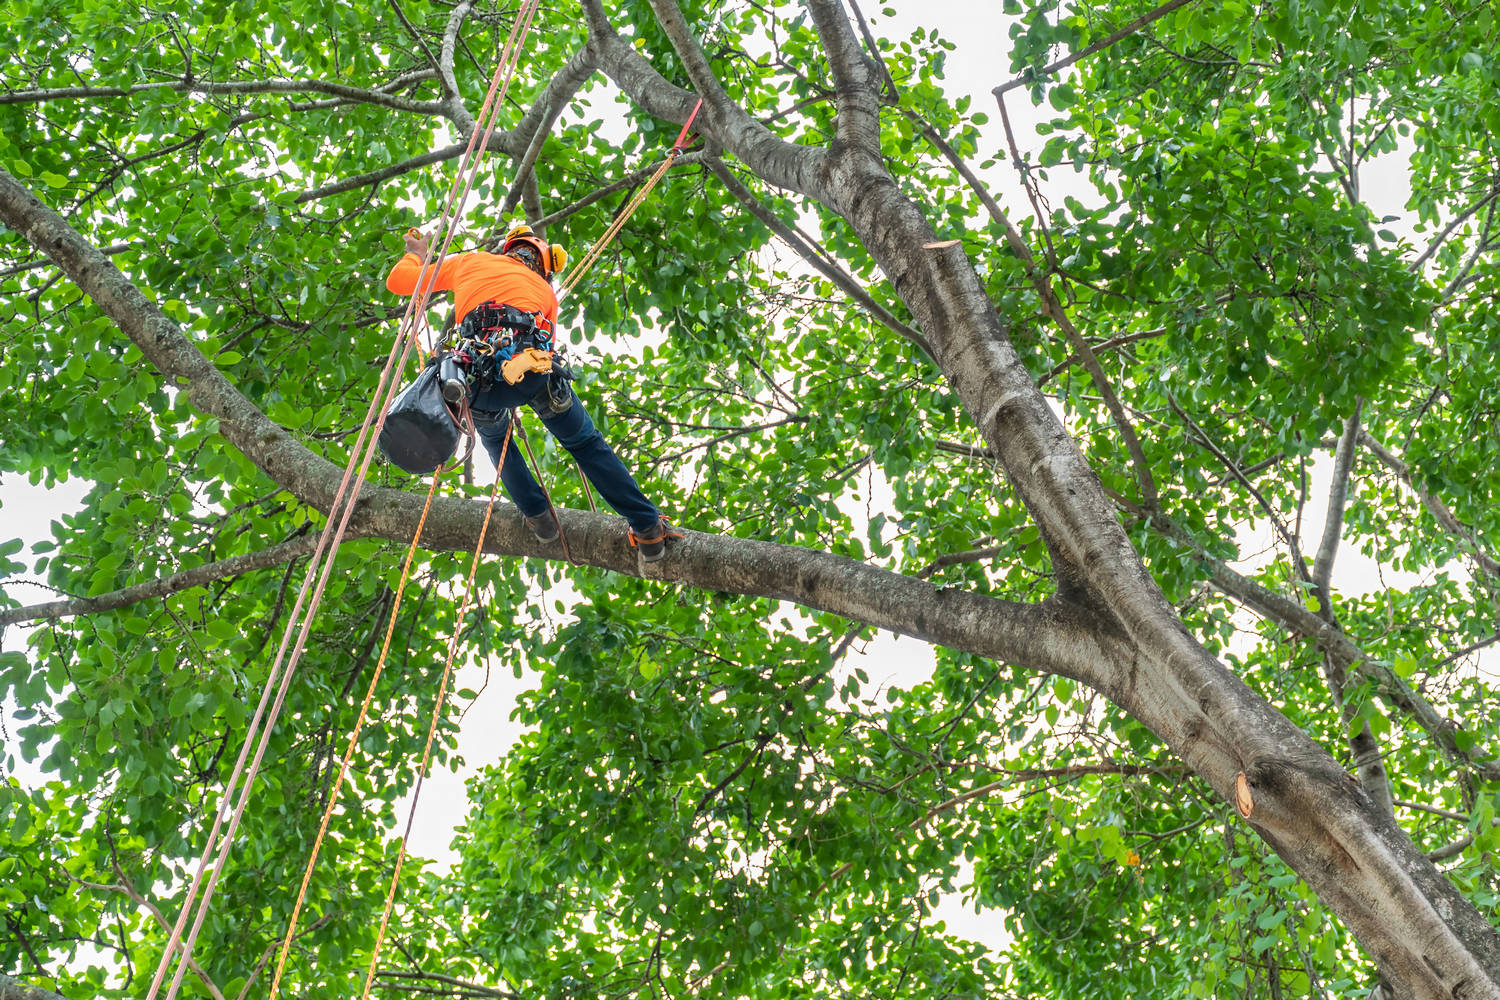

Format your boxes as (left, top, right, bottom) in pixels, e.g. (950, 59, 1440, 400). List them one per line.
(266, 465, 447, 1000)
(558, 154, 676, 301)
(259, 36, 692, 999)
(271, 423, 511, 991)
(557, 99, 701, 300)
(361, 470, 506, 1000)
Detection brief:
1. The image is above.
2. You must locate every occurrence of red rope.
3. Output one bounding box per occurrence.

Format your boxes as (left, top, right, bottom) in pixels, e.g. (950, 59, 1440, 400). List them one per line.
(670, 97, 704, 153)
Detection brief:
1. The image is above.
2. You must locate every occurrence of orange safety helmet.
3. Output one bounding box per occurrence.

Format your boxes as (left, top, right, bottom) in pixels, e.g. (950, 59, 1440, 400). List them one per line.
(500, 223, 568, 280)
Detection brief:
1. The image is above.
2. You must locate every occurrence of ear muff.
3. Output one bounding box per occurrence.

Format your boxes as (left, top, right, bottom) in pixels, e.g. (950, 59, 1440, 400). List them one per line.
(548, 245, 568, 275)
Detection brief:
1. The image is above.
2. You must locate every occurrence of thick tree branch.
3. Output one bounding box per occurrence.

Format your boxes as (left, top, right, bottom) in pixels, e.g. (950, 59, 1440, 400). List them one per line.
(500, 47, 600, 217)
(0, 164, 1102, 685)
(1312, 402, 1363, 609)
(803, 0, 882, 151)
(0, 532, 331, 628)
(437, 0, 479, 129)
(582, 0, 825, 196)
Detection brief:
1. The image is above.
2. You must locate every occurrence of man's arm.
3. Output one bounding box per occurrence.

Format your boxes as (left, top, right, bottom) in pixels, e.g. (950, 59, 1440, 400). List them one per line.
(385, 228, 459, 296)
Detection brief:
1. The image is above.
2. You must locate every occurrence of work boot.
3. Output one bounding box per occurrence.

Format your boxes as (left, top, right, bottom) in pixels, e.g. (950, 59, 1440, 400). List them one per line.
(524, 512, 559, 543)
(628, 516, 683, 563)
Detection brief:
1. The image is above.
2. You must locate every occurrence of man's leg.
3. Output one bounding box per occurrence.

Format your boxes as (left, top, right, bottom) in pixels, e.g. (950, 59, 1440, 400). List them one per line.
(530, 389, 661, 533)
(473, 408, 551, 519)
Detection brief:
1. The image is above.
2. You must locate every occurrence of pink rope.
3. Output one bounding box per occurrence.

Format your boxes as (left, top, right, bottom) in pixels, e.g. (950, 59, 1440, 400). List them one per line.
(144, 4, 543, 998)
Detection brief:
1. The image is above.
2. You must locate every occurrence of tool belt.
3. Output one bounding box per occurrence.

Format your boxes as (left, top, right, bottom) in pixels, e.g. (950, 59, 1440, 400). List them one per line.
(456, 301, 555, 387)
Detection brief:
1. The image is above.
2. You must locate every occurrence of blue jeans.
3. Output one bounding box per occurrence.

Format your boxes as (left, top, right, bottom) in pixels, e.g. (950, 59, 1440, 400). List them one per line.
(470, 383, 660, 533)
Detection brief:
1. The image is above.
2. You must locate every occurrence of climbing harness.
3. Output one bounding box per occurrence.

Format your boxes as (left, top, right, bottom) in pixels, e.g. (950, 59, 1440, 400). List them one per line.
(457, 300, 557, 388)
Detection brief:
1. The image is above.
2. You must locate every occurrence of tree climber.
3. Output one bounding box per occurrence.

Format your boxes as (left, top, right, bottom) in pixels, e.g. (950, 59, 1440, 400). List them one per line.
(386, 224, 682, 562)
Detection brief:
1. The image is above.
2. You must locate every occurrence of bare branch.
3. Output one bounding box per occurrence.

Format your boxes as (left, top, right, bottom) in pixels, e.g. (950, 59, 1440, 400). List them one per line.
(71, 879, 226, 1000)
(385, 0, 448, 95)
(934, 440, 995, 460)
(1360, 431, 1500, 580)
(522, 151, 710, 234)
(374, 971, 518, 1000)
(1177, 519, 1500, 782)
(439, 0, 478, 105)
(1171, 395, 1310, 581)
(1312, 402, 1363, 610)
(993, 0, 1200, 96)
(0, 78, 448, 116)
(501, 47, 601, 217)
(1412, 176, 1500, 272)
(295, 144, 467, 204)
(912, 117, 1158, 508)
(1041, 326, 1168, 384)
(821, 762, 1180, 891)
(846, 0, 899, 103)
(917, 546, 1003, 579)
(0, 532, 329, 628)
(709, 158, 930, 355)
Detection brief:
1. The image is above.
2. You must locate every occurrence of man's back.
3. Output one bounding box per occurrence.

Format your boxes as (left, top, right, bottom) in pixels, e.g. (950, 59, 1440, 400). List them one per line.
(386, 250, 558, 326)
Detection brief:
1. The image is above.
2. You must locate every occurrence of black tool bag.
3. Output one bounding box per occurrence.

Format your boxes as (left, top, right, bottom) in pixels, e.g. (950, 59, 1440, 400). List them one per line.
(378, 359, 461, 475)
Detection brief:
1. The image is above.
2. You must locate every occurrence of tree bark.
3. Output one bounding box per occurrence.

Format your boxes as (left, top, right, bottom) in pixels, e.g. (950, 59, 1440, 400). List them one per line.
(0, 977, 68, 1000)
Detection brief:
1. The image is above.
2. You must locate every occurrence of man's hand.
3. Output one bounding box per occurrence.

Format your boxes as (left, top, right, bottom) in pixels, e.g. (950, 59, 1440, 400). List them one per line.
(404, 227, 431, 257)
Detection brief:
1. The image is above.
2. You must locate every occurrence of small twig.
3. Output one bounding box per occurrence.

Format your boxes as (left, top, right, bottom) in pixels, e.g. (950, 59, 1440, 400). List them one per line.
(386, 0, 447, 92)
(993, 0, 1200, 96)
(1170, 395, 1311, 583)
(0, 242, 132, 278)
(916, 546, 1003, 579)
(71, 878, 226, 1000)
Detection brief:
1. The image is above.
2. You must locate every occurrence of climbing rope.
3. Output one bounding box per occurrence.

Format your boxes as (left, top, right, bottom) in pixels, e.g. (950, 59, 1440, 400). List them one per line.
(152, 29, 700, 998)
(265, 456, 458, 1000)
(557, 98, 702, 300)
(361, 470, 506, 1000)
(144, 4, 543, 999)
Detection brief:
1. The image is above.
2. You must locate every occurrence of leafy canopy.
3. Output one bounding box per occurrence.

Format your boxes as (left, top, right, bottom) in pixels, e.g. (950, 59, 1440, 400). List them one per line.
(1, 0, 1498, 998)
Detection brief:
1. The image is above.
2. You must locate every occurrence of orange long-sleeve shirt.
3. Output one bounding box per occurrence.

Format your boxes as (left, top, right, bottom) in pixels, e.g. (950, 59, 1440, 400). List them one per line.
(385, 251, 559, 328)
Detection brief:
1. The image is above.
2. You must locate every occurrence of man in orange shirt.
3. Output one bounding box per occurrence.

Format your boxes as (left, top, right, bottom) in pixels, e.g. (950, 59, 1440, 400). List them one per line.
(387, 225, 681, 561)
